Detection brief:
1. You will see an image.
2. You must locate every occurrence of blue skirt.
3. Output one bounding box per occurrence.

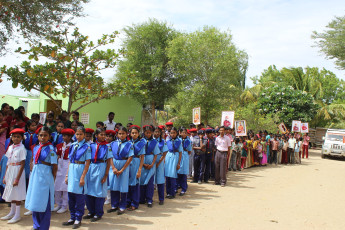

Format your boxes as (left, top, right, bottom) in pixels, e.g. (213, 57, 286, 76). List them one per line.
(25, 164, 55, 212)
(108, 160, 129, 193)
(164, 151, 179, 178)
(177, 151, 189, 175)
(140, 155, 155, 185)
(155, 154, 165, 184)
(128, 157, 140, 186)
(86, 162, 107, 198)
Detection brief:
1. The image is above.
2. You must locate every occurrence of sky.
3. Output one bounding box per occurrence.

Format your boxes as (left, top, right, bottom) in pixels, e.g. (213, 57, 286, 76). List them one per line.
(0, 0, 344, 96)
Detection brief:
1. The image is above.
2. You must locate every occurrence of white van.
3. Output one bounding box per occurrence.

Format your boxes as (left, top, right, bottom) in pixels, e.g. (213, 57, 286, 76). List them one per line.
(321, 129, 345, 158)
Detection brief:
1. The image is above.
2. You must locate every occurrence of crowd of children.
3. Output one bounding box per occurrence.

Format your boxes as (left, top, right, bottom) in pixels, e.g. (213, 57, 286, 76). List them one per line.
(0, 103, 310, 230)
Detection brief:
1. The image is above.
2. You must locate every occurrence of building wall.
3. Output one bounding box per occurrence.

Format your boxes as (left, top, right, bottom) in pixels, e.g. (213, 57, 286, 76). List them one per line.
(39, 94, 142, 128)
(0, 94, 40, 117)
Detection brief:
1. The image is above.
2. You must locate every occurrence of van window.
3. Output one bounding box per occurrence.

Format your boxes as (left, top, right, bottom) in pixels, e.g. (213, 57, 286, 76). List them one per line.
(326, 133, 345, 141)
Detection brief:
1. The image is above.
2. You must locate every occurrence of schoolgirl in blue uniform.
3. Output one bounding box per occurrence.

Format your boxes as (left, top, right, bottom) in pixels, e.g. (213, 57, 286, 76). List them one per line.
(127, 125, 145, 211)
(104, 129, 117, 205)
(84, 128, 111, 222)
(140, 125, 160, 207)
(176, 128, 192, 196)
(164, 127, 183, 199)
(51, 121, 64, 146)
(153, 126, 168, 205)
(25, 127, 58, 230)
(24, 120, 38, 189)
(107, 127, 133, 215)
(63, 126, 91, 229)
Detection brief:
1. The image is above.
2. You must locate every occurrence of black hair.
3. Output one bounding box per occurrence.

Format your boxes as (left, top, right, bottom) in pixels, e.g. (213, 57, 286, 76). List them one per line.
(62, 111, 68, 115)
(130, 126, 140, 133)
(39, 126, 52, 135)
(18, 106, 25, 111)
(0, 110, 4, 116)
(170, 127, 178, 133)
(225, 126, 230, 130)
(25, 119, 37, 132)
(179, 127, 188, 133)
(9, 106, 14, 111)
(235, 138, 240, 143)
(127, 122, 133, 126)
(118, 126, 128, 133)
(154, 126, 162, 134)
(95, 127, 106, 136)
(14, 109, 24, 121)
(76, 126, 86, 133)
(143, 125, 153, 132)
(117, 123, 122, 127)
(96, 121, 104, 127)
(72, 111, 79, 116)
(56, 121, 65, 127)
(1, 103, 9, 110)
(219, 126, 225, 130)
(108, 112, 115, 116)
(47, 113, 54, 118)
(31, 113, 39, 119)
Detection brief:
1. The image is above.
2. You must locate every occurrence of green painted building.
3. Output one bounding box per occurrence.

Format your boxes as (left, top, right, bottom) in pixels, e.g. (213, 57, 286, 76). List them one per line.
(1, 93, 143, 128)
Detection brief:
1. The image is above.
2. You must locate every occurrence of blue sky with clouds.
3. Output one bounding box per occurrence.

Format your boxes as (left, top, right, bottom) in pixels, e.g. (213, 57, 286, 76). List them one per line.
(1, 0, 344, 96)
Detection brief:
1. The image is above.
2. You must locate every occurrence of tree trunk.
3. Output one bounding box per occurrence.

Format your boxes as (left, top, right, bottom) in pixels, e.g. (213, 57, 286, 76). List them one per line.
(151, 101, 156, 126)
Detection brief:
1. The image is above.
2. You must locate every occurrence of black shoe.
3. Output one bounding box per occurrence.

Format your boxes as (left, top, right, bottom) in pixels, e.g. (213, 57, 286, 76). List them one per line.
(83, 214, 93, 219)
(107, 207, 118, 213)
(72, 222, 81, 229)
(204, 180, 209, 183)
(139, 201, 146, 204)
(147, 203, 153, 208)
(214, 182, 220, 185)
(159, 200, 164, 205)
(117, 209, 125, 215)
(168, 195, 175, 199)
(62, 220, 75, 226)
(91, 216, 102, 222)
(190, 180, 198, 183)
(179, 192, 185, 196)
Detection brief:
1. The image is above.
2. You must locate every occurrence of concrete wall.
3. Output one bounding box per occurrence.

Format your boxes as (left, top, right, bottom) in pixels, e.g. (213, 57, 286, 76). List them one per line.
(0, 94, 40, 117)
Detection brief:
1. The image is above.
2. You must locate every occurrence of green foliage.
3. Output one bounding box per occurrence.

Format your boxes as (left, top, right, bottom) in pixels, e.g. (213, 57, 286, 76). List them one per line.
(114, 19, 180, 124)
(257, 84, 319, 126)
(167, 26, 248, 124)
(312, 15, 345, 70)
(0, 27, 132, 114)
(0, 0, 89, 55)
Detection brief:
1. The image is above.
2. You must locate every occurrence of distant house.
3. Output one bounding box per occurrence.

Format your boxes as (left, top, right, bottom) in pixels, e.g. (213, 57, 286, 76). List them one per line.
(0, 93, 143, 128)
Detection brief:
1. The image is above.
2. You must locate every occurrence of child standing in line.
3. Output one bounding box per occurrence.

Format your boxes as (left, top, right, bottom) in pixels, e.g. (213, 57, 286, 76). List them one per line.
(63, 127, 91, 229)
(53, 128, 74, 214)
(25, 127, 58, 230)
(294, 138, 302, 164)
(24, 120, 38, 188)
(165, 127, 183, 199)
(85, 128, 94, 144)
(107, 127, 133, 215)
(140, 126, 159, 207)
(127, 125, 145, 211)
(256, 141, 263, 166)
(230, 138, 241, 171)
(1, 129, 27, 224)
(260, 137, 268, 166)
(104, 129, 117, 206)
(240, 137, 248, 170)
(84, 128, 111, 222)
(177, 128, 192, 196)
(52, 121, 65, 146)
(154, 126, 168, 205)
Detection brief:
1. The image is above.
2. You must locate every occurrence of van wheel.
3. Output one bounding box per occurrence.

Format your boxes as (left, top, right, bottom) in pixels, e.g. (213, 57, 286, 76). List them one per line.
(321, 154, 325, 159)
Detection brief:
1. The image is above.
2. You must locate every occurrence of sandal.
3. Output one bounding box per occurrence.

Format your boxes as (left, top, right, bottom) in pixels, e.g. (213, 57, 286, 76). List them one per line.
(127, 206, 137, 211)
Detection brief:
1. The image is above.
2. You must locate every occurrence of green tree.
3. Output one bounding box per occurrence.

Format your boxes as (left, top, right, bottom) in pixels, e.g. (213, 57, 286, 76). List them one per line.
(0, 0, 88, 55)
(0, 27, 132, 115)
(167, 26, 248, 125)
(257, 84, 319, 126)
(312, 15, 345, 70)
(115, 18, 179, 125)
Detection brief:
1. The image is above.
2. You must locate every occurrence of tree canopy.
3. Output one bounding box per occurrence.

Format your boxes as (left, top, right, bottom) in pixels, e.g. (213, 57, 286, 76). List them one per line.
(0, 0, 88, 55)
(0, 27, 134, 115)
(312, 15, 345, 70)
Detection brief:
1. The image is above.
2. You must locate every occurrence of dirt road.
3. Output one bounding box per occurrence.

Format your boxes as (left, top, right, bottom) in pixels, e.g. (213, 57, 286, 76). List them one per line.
(1, 149, 344, 230)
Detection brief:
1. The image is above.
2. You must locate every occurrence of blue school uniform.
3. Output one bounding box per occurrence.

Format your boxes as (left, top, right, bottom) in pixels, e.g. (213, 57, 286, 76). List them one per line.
(24, 132, 38, 179)
(108, 139, 133, 210)
(127, 138, 146, 208)
(165, 138, 183, 197)
(177, 137, 192, 175)
(85, 142, 112, 218)
(67, 139, 91, 222)
(140, 138, 160, 185)
(0, 155, 8, 201)
(25, 143, 57, 230)
(108, 140, 133, 193)
(155, 137, 168, 185)
(51, 131, 63, 146)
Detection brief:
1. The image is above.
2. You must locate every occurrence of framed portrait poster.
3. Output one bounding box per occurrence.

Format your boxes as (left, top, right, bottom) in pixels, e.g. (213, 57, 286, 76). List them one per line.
(235, 120, 247, 136)
(193, 107, 201, 125)
(221, 111, 234, 129)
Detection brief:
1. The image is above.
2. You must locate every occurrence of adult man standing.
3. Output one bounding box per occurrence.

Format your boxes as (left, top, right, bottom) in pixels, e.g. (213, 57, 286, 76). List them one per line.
(104, 112, 116, 130)
(215, 126, 231, 187)
(288, 134, 296, 164)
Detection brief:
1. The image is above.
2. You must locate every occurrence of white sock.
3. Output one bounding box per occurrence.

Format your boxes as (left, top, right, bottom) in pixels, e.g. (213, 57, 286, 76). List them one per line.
(74, 220, 80, 224)
(8, 203, 15, 216)
(13, 205, 21, 219)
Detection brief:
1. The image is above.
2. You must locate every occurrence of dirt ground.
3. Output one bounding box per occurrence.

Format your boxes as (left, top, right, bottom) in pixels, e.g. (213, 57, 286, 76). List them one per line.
(1, 149, 345, 230)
